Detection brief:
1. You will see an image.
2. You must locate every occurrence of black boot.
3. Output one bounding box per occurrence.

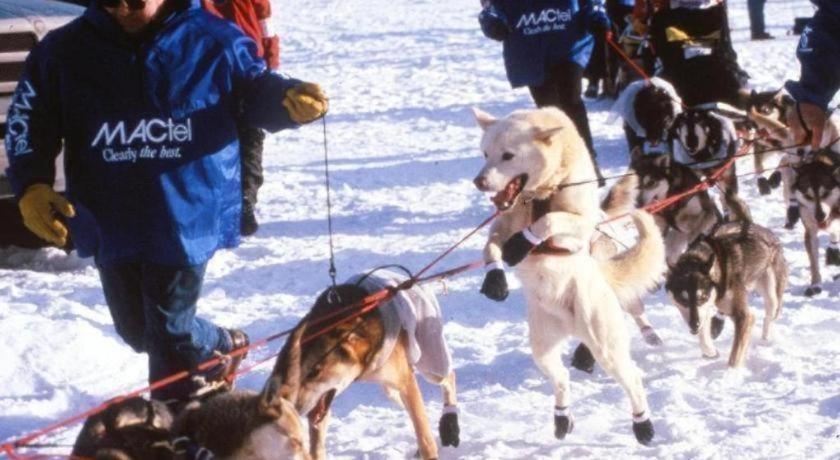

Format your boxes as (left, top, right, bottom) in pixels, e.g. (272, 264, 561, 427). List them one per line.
(757, 177, 771, 196)
(710, 315, 725, 340)
(784, 205, 800, 230)
(826, 246, 840, 266)
(240, 203, 259, 236)
(439, 409, 460, 447)
(554, 408, 574, 440)
(571, 343, 595, 374)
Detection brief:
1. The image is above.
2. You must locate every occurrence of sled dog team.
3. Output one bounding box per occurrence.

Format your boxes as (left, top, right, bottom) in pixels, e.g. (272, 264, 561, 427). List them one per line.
(75, 88, 839, 458)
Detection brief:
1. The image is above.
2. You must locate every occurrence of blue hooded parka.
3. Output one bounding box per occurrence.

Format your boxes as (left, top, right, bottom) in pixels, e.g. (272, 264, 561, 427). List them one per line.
(5, 0, 301, 267)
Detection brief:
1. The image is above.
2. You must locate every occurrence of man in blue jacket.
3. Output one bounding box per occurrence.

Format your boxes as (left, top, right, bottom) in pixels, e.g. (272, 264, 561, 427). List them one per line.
(785, 0, 840, 150)
(479, 0, 610, 186)
(5, 0, 327, 403)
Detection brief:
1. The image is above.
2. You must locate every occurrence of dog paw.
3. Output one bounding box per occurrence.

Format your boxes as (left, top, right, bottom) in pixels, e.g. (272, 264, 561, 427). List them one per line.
(502, 231, 537, 266)
(554, 410, 574, 440)
(757, 177, 771, 195)
(702, 350, 720, 359)
(826, 247, 840, 266)
(641, 327, 663, 346)
(480, 268, 509, 301)
(710, 315, 726, 340)
(571, 343, 596, 374)
(804, 285, 822, 297)
(768, 170, 782, 188)
(438, 411, 460, 447)
(632, 415, 655, 446)
(784, 206, 800, 230)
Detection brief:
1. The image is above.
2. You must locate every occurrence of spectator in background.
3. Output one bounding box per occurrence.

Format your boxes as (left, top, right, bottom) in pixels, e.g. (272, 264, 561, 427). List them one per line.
(479, 0, 610, 187)
(633, 0, 748, 107)
(748, 0, 773, 40)
(6, 0, 327, 404)
(785, 0, 840, 150)
(584, 0, 636, 99)
(203, 0, 281, 236)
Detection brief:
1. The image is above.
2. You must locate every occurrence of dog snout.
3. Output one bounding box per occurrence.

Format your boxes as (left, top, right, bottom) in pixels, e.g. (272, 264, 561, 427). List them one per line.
(474, 175, 489, 191)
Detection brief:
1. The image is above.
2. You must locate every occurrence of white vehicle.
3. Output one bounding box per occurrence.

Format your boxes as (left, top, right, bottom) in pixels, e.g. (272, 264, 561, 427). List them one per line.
(0, 0, 83, 247)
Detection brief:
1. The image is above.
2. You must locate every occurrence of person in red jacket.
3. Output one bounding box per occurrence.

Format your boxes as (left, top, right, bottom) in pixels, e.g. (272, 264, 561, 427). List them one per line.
(203, 0, 281, 236)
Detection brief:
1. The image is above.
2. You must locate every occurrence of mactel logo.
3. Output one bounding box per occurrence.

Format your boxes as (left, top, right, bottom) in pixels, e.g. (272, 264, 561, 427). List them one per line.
(516, 8, 572, 29)
(91, 118, 193, 147)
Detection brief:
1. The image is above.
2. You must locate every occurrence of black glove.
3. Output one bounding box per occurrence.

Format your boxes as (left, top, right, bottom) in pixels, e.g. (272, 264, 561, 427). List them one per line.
(480, 268, 509, 301)
(479, 6, 509, 41)
(502, 231, 540, 266)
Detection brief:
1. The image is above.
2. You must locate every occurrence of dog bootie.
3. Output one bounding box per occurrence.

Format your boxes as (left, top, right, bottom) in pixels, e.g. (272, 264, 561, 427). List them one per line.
(240, 203, 258, 236)
(768, 171, 782, 188)
(554, 407, 574, 440)
(710, 314, 726, 340)
(632, 411, 654, 446)
(826, 246, 840, 266)
(757, 177, 771, 196)
(571, 343, 595, 374)
(480, 268, 509, 301)
(785, 205, 800, 230)
(439, 407, 460, 447)
(804, 285, 822, 297)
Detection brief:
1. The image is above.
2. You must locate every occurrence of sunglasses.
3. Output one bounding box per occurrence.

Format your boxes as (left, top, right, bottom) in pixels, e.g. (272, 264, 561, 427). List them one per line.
(101, 0, 147, 10)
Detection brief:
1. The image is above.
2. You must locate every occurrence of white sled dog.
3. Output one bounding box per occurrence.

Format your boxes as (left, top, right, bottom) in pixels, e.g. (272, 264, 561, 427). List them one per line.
(472, 107, 666, 445)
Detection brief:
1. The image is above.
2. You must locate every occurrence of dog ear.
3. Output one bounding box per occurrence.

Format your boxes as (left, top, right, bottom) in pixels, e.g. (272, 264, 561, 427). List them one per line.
(532, 126, 564, 145)
(472, 107, 497, 131)
(259, 324, 305, 418)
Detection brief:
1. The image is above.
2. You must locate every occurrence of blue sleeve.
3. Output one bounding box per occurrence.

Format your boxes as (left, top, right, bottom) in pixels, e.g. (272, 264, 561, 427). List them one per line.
(228, 35, 302, 132)
(4, 42, 63, 198)
(583, 0, 610, 33)
(784, 8, 840, 110)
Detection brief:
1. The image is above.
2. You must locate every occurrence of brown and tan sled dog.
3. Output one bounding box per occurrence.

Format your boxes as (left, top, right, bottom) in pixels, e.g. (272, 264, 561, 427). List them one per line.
(260, 271, 459, 460)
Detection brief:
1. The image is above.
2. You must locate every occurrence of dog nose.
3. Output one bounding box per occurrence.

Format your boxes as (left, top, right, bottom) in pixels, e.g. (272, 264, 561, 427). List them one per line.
(474, 175, 489, 191)
(815, 205, 827, 223)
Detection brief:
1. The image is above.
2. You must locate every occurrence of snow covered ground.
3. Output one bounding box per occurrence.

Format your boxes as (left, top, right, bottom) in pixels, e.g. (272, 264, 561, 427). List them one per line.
(1, 0, 838, 458)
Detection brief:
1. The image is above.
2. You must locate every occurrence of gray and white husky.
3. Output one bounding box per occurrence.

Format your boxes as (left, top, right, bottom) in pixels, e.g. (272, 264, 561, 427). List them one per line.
(666, 201, 787, 368)
(792, 150, 840, 296)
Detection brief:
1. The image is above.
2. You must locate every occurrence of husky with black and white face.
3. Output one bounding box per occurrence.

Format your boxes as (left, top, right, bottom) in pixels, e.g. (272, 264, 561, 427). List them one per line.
(630, 150, 721, 267)
(472, 106, 667, 446)
(666, 217, 787, 368)
(792, 151, 840, 296)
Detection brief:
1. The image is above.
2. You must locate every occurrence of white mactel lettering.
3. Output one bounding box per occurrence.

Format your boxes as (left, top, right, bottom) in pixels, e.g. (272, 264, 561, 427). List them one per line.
(91, 118, 193, 147)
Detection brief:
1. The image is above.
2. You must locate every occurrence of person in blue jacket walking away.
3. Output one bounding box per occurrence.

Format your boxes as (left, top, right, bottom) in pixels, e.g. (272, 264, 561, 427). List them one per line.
(479, 0, 611, 186)
(785, 0, 840, 151)
(5, 0, 328, 404)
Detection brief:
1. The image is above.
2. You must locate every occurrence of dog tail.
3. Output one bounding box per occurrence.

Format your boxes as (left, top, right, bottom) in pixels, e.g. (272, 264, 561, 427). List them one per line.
(599, 210, 666, 305)
(601, 173, 639, 218)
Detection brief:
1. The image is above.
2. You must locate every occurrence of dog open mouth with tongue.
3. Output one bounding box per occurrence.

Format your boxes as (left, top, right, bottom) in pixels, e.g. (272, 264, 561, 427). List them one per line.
(491, 174, 528, 211)
(307, 389, 336, 424)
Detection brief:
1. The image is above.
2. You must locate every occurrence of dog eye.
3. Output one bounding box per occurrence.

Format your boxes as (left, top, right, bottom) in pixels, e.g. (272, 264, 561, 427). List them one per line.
(483, 151, 488, 158)
(307, 365, 323, 379)
(502, 152, 515, 161)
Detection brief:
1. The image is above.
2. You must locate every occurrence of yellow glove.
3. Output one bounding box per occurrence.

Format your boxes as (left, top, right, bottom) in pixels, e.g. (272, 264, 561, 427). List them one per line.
(18, 183, 75, 247)
(283, 82, 328, 124)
